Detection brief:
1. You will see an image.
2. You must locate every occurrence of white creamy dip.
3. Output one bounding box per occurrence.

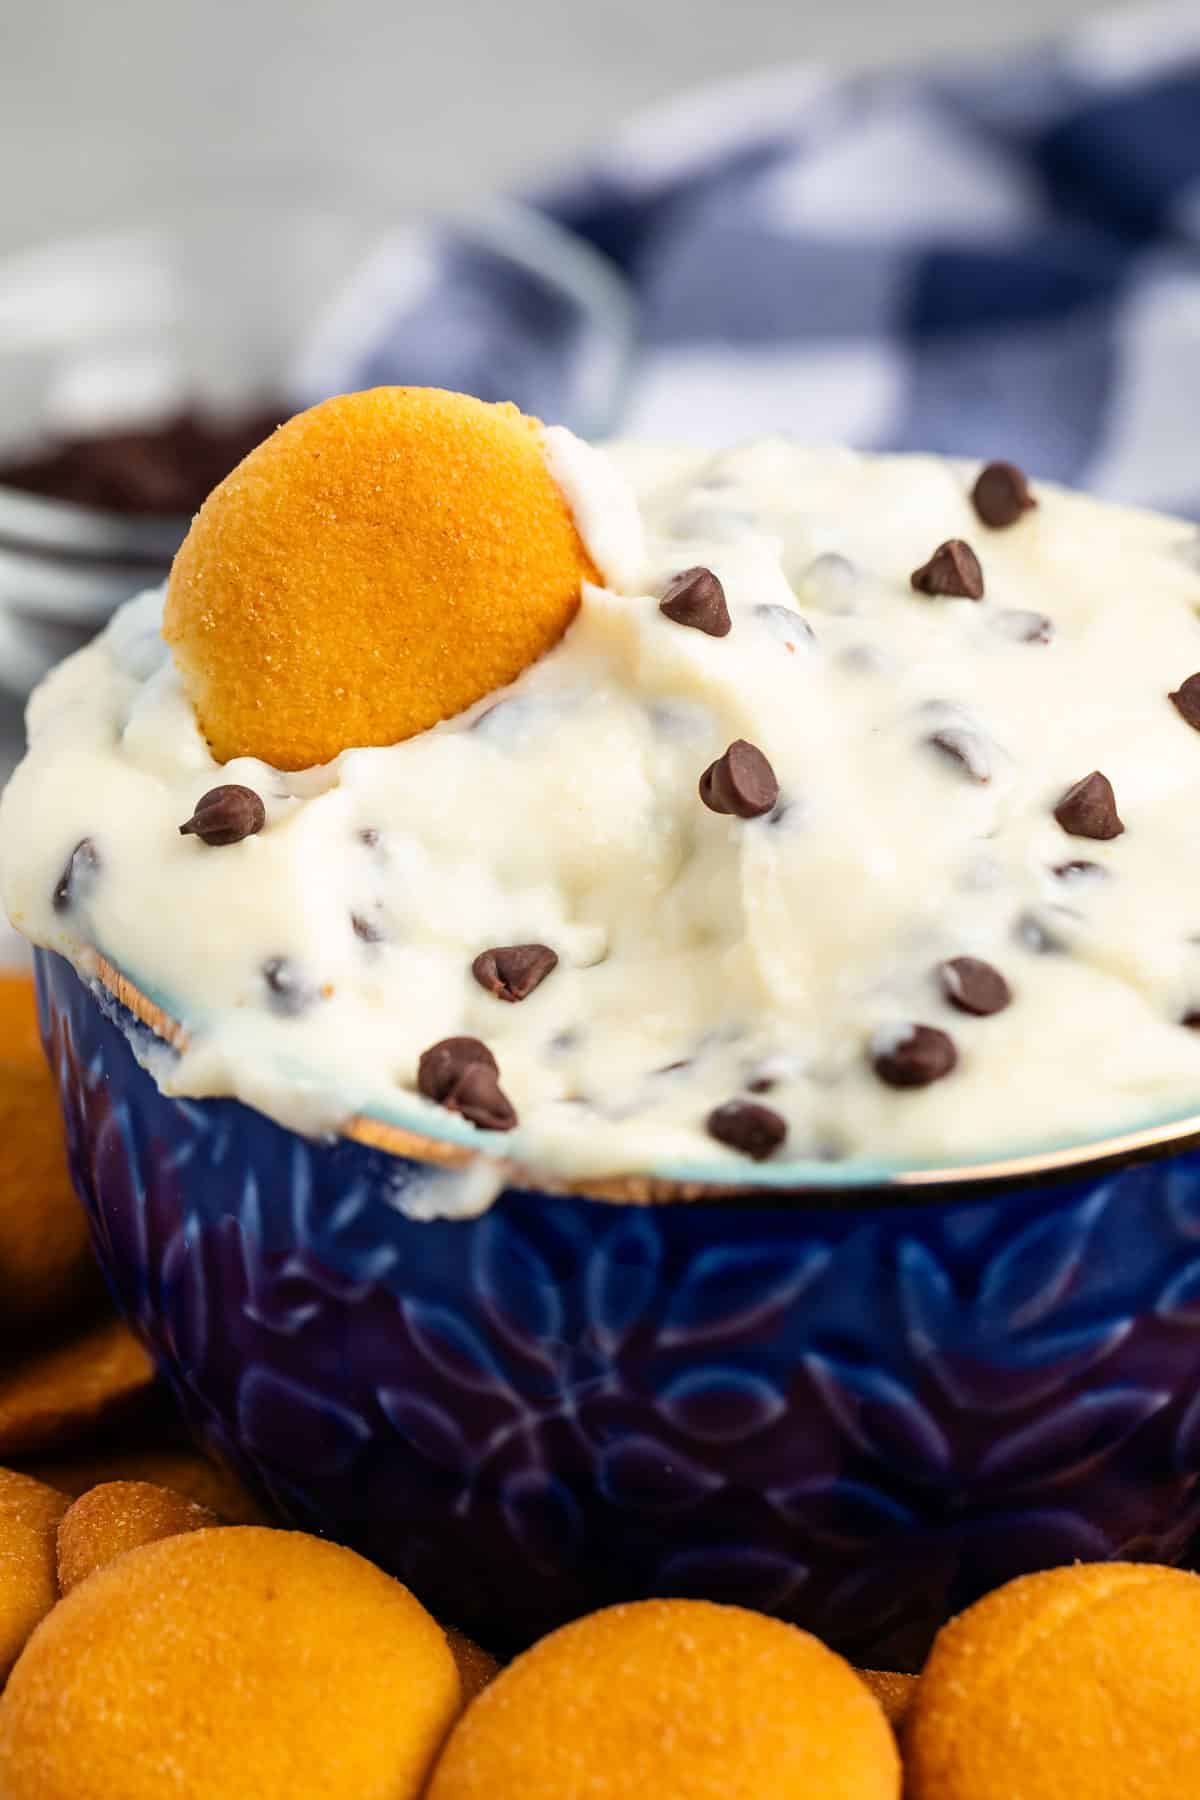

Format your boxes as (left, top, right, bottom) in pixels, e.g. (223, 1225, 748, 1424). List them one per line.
(7, 438, 1200, 1185)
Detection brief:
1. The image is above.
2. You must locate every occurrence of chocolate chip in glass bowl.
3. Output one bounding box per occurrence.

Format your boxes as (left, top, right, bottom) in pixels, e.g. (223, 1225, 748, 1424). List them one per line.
(52, 838, 100, 914)
(472, 944, 558, 1003)
(1054, 771, 1124, 840)
(699, 740, 779, 819)
(659, 567, 731, 637)
(871, 1023, 958, 1089)
(971, 460, 1037, 529)
(179, 784, 266, 847)
(911, 539, 984, 600)
(938, 956, 1012, 1017)
(0, 406, 285, 516)
(416, 1036, 515, 1131)
(706, 1099, 787, 1161)
(1169, 674, 1200, 732)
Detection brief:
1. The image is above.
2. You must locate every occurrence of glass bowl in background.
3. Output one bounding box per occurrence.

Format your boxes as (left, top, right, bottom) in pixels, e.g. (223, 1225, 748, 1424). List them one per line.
(0, 179, 635, 702)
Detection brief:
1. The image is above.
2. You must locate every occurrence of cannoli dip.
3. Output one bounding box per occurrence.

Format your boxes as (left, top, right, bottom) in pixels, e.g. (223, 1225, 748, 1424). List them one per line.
(7, 437, 1200, 1187)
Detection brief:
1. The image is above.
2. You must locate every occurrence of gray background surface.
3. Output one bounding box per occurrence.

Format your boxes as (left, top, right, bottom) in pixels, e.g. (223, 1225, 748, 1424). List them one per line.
(2, 0, 1104, 251)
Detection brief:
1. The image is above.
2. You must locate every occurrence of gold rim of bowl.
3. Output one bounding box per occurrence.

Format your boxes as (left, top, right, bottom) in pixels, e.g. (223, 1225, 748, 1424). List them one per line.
(91, 954, 1200, 1208)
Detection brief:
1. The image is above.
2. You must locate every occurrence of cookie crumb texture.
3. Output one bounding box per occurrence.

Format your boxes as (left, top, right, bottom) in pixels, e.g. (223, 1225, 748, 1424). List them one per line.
(8, 441, 1200, 1185)
(426, 1599, 899, 1800)
(0, 1527, 462, 1799)
(163, 387, 597, 769)
(857, 1668, 918, 1731)
(0, 1470, 68, 1684)
(906, 1562, 1200, 1799)
(56, 1480, 217, 1594)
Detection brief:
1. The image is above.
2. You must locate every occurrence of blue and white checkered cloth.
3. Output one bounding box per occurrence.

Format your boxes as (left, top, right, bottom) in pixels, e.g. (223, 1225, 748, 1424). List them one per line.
(343, 3, 1200, 513)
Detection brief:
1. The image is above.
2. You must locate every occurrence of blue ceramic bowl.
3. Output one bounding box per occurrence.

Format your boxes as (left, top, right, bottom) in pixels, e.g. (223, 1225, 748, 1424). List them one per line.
(36, 947, 1200, 1667)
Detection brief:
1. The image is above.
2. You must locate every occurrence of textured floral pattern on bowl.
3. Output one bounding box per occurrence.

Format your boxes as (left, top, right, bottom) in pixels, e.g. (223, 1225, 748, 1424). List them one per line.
(39, 947, 1200, 1666)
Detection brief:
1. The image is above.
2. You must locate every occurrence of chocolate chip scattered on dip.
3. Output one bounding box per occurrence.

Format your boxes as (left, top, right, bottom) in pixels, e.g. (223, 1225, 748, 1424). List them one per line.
(5, 392, 1200, 1189)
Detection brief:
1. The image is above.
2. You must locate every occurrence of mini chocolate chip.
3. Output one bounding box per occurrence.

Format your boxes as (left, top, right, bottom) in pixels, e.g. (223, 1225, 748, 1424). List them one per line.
(655, 1058, 692, 1076)
(746, 1075, 776, 1094)
(800, 552, 858, 613)
(441, 1061, 518, 1132)
(417, 1037, 498, 1105)
(52, 838, 99, 913)
(707, 1099, 787, 1161)
(872, 1024, 958, 1089)
(1054, 771, 1124, 840)
(992, 608, 1054, 645)
(911, 540, 984, 601)
(971, 461, 1037, 529)
(699, 740, 779, 819)
(359, 827, 381, 849)
(1183, 1011, 1200, 1030)
(928, 728, 991, 784)
(659, 567, 731, 637)
(472, 943, 558, 1003)
(179, 784, 266, 847)
(1053, 859, 1109, 882)
(1169, 674, 1200, 732)
(415, 1040, 516, 1130)
(470, 697, 533, 741)
(262, 956, 317, 1017)
(1016, 910, 1074, 954)
(351, 911, 386, 944)
(939, 956, 1011, 1017)
(754, 603, 816, 650)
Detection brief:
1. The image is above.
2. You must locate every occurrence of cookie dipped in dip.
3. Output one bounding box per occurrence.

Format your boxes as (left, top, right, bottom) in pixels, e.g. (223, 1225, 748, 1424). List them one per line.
(5, 388, 1200, 1195)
